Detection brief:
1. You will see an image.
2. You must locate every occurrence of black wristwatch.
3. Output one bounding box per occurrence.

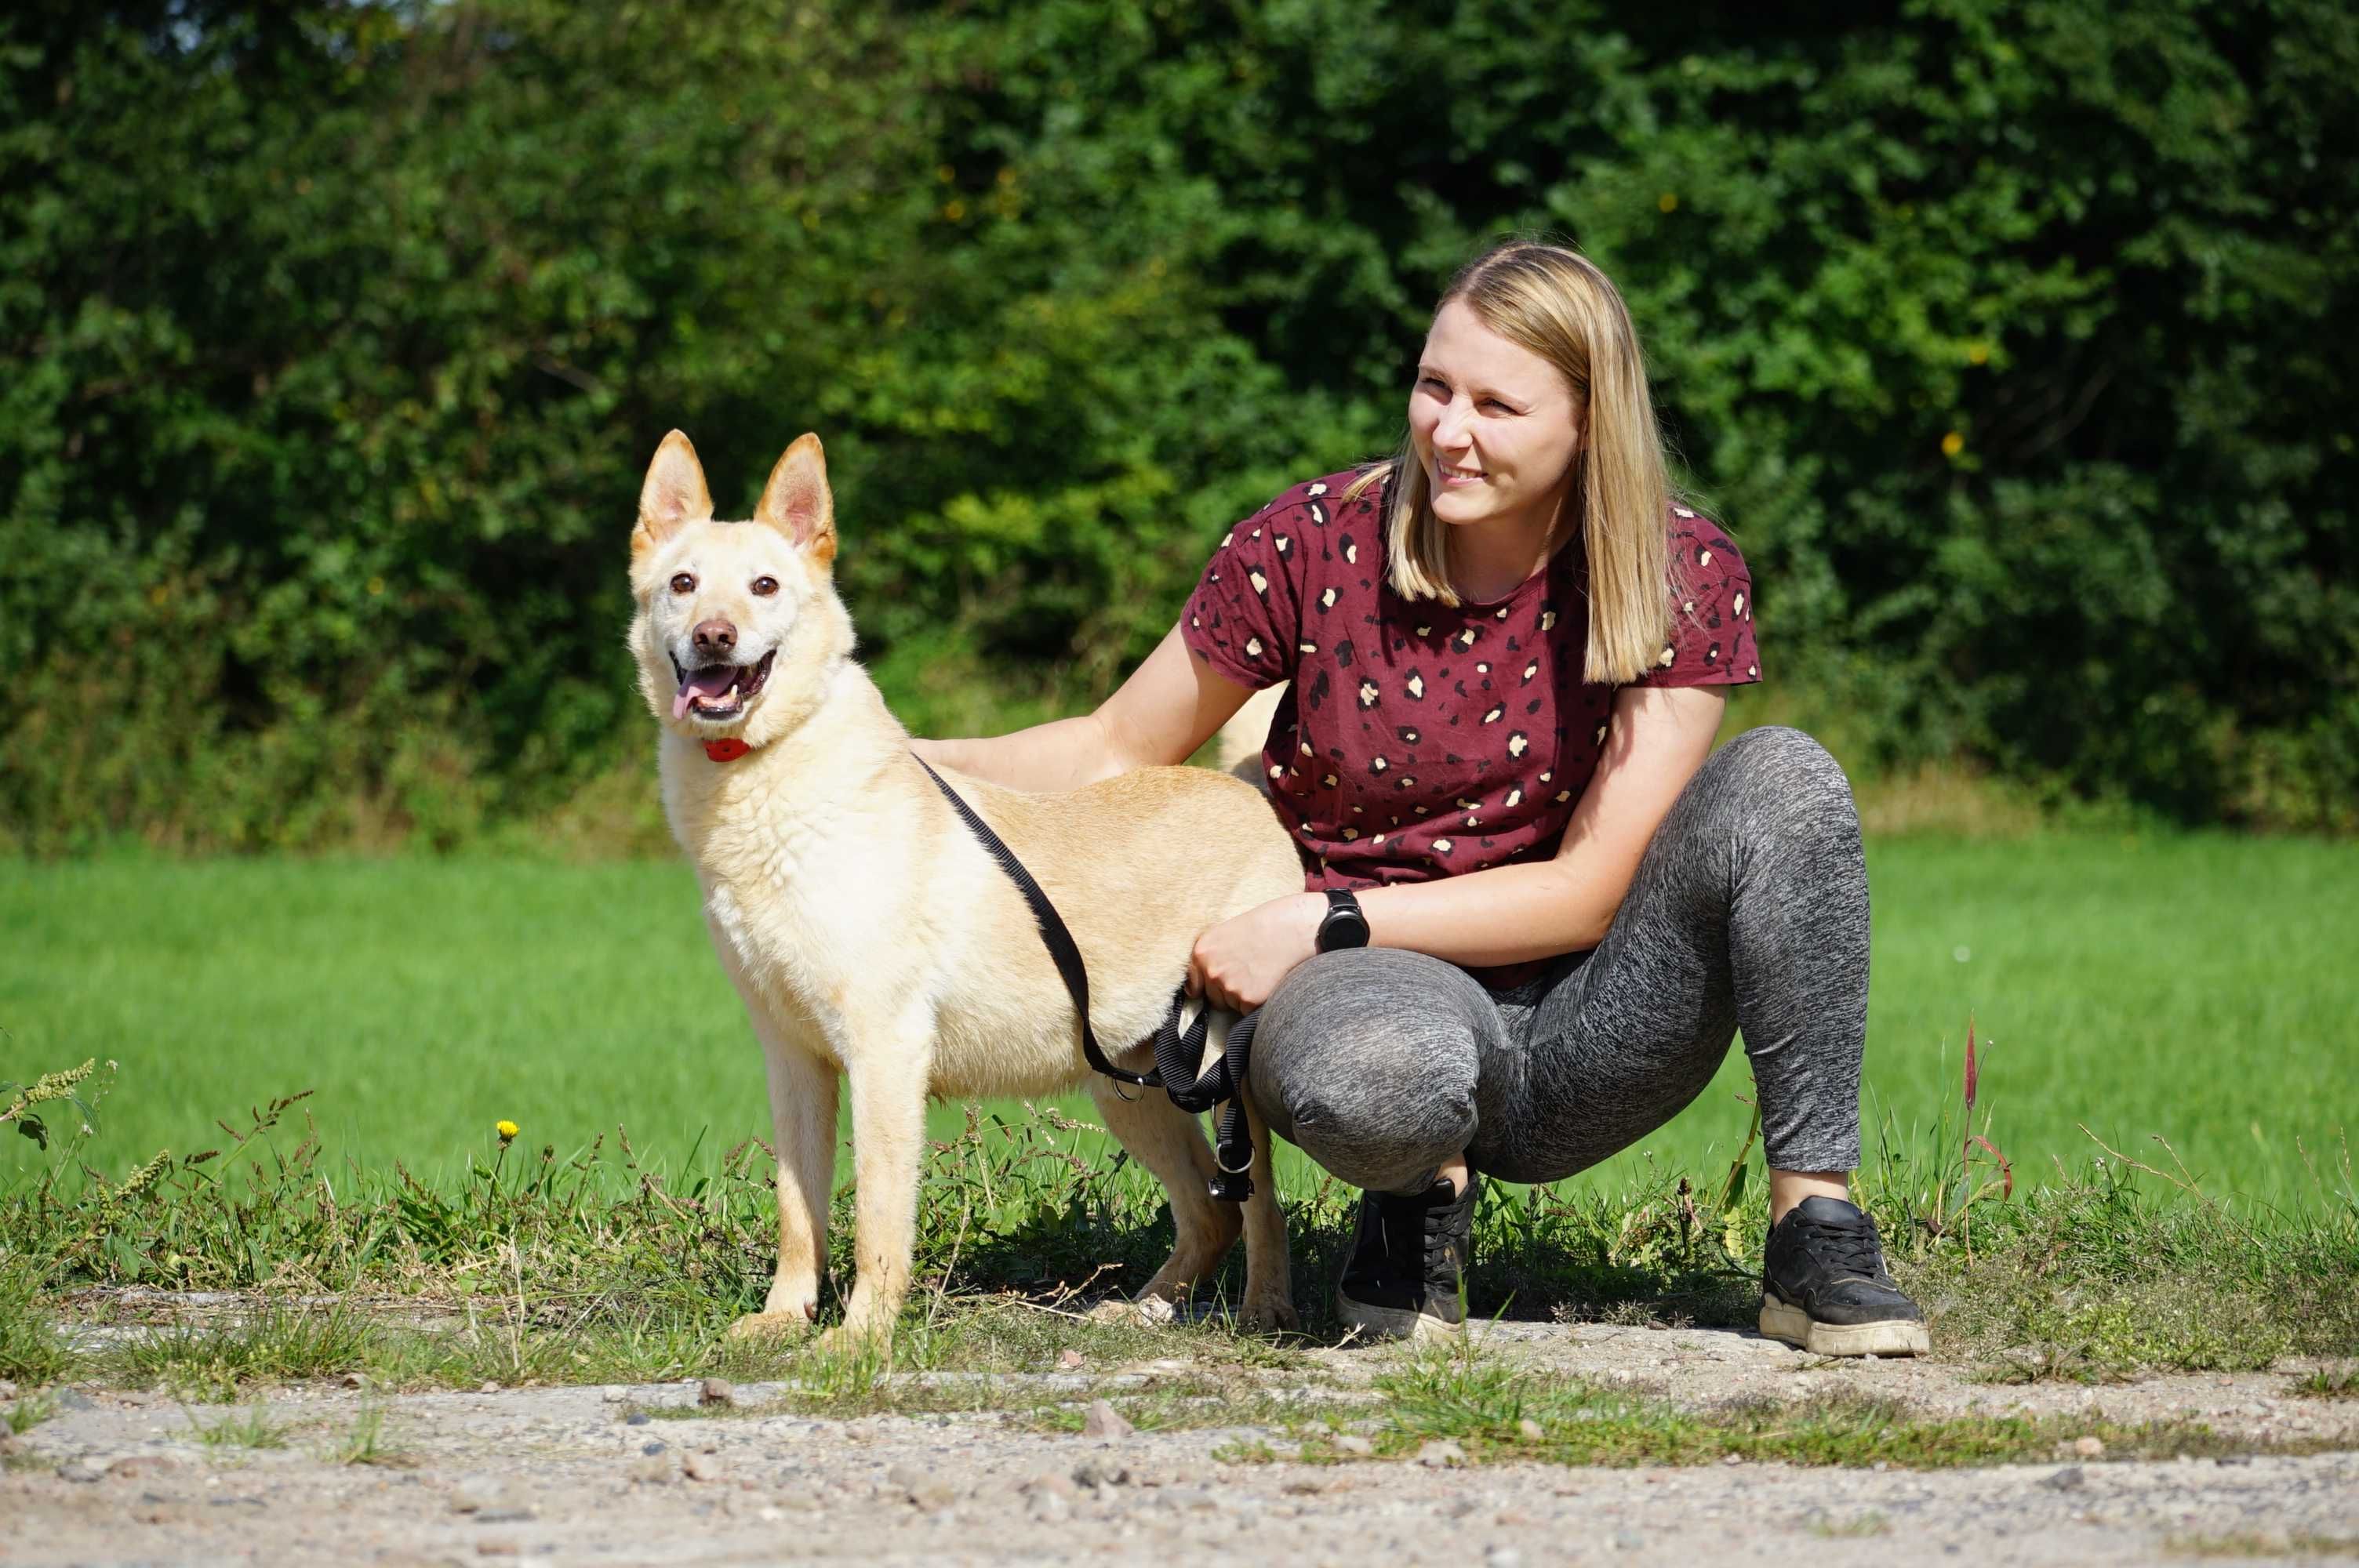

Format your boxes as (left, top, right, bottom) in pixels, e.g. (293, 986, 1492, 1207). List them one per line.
(1315, 888, 1370, 953)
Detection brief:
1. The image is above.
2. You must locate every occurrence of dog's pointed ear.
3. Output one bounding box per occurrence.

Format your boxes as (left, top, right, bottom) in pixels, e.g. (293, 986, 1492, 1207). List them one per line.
(634, 430, 714, 561)
(754, 433, 836, 567)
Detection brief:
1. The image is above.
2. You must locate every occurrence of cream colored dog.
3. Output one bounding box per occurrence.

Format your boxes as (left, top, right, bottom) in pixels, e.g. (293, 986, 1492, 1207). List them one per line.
(628, 430, 1303, 1342)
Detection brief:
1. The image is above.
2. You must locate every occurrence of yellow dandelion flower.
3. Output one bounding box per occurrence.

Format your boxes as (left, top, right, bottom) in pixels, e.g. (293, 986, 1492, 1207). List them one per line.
(1941, 430, 1965, 458)
(1657, 191, 1679, 213)
(1966, 343, 1990, 366)
(496, 1120, 519, 1142)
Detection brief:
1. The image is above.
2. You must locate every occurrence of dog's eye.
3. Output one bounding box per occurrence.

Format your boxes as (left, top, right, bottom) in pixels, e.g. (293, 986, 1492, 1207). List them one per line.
(751, 575, 779, 597)
(669, 572, 696, 595)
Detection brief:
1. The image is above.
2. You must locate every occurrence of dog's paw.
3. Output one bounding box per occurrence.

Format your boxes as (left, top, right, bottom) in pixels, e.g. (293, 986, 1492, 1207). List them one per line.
(1238, 1294, 1301, 1335)
(813, 1321, 892, 1356)
(725, 1310, 813, 1344)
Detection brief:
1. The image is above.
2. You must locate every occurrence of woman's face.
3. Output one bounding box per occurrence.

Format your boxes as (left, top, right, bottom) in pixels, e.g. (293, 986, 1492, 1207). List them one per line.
(1408, 298, 1583, 535)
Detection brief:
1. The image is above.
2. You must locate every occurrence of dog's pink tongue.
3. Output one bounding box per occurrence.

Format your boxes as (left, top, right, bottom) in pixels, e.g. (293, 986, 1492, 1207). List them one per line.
(673, 665, 738, 719)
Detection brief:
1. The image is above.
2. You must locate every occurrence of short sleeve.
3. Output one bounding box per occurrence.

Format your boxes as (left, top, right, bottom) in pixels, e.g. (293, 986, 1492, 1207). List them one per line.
(1179, 488, 1314, 691)
(1630, 510, 1761, 689)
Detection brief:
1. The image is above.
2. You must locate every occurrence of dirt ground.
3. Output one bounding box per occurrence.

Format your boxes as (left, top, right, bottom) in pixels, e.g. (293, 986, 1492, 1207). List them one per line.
(7, 1321, 2357, 1567)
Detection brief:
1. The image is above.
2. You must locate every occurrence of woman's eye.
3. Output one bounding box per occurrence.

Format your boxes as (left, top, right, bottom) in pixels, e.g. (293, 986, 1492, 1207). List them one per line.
(751, 576, 779, 597)
(669, 573, 696, 594)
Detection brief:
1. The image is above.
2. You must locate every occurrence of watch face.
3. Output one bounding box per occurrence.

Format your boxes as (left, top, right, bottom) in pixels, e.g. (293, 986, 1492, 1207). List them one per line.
(1320, 903, 1370, 951)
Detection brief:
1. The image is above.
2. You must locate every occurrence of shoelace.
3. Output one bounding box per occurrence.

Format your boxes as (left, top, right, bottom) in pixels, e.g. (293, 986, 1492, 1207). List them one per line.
(1790, 1214, 1892, 1283)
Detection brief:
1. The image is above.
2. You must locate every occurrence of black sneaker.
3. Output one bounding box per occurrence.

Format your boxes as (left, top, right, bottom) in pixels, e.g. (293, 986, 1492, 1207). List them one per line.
(1760, 1195, 1930, 1356)
(1336, 1172, 1476, 1341)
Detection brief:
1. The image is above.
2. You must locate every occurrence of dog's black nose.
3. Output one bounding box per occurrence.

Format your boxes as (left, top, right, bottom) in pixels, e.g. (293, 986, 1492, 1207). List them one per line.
(692, 619, 737, 655)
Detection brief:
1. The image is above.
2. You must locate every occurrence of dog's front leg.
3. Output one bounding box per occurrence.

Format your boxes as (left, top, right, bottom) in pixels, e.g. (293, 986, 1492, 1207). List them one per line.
(729, 1026, 839, 1341)
(830, 1007, 935, 1343)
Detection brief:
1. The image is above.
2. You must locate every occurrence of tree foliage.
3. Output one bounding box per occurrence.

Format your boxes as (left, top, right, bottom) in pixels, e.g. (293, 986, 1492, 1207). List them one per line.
(2, 0, 2350, 850)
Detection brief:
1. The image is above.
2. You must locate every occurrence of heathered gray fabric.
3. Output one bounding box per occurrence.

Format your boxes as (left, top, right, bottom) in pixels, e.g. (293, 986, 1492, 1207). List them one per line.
(1246, 725, 1870, 1194)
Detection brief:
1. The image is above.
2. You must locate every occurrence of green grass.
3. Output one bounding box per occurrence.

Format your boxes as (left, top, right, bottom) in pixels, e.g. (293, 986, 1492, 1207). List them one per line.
(2, 833, 2352, 1200)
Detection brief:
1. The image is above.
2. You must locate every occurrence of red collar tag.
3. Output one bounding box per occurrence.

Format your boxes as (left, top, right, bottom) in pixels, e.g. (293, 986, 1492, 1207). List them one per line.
(703, 738, 751, 763)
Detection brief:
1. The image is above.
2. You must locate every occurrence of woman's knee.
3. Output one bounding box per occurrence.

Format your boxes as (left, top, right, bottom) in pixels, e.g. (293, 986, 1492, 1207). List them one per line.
(1688, 725, 1860, 837)
(1249, 948, 1485, 1194)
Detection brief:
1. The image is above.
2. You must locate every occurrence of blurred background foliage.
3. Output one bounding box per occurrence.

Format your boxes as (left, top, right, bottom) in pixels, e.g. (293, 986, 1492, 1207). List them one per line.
(2, 0, 2351, 853)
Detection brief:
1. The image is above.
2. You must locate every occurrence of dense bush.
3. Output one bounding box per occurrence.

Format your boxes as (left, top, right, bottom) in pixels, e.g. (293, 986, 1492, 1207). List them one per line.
(2, 0, 2350, 850)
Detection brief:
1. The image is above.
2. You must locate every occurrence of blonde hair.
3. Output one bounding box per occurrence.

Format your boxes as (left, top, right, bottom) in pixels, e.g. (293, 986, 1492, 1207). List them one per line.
(1343, 241, 1685, 686)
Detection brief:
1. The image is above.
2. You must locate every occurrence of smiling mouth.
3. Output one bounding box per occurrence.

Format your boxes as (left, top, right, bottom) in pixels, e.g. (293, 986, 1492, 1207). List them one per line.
(1438, 461, 1485, 483)
(669, 649, 776, 722)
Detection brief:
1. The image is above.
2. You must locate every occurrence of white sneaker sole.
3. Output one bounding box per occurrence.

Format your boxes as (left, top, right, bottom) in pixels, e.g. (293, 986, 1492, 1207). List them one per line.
(1760, 1298, 1930, 1357)
(1337, 1291, 1463, 1344)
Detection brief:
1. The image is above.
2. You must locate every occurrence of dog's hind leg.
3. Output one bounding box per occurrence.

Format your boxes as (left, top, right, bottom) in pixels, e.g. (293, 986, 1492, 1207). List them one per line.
(729, 1024, 838, 1341)
(1237, 1102, 1299, 1333)
(1089, 1078, 1241, 1321)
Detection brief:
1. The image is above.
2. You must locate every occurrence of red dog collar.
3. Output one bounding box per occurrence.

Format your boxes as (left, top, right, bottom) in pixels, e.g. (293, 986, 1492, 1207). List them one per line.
(703, 738, 751, 763)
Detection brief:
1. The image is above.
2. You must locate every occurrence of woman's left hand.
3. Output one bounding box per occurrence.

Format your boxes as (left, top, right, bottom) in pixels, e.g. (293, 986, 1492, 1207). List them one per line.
(1187, 891, 1328, 1012)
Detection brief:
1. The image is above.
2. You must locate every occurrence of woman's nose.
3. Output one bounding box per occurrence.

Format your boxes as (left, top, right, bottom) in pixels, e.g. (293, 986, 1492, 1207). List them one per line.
(1432, 397, 1473, 452)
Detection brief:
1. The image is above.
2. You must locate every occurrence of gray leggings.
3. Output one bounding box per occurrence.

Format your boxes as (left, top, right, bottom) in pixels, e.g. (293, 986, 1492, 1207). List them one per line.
(1246, 725, 1870, 1193)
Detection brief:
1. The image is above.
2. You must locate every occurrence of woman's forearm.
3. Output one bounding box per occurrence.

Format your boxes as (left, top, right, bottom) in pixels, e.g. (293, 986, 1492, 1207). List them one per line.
(1358, 859, 1616, 968)
(910, 713, 1125, 793)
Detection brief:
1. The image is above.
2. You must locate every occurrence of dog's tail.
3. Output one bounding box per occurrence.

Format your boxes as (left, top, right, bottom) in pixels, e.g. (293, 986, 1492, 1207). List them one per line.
(1214, 684, 1287, 788)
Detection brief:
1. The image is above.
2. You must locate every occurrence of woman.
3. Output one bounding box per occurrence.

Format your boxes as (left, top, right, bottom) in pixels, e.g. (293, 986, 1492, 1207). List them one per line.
(914, 241, 1926, 1357)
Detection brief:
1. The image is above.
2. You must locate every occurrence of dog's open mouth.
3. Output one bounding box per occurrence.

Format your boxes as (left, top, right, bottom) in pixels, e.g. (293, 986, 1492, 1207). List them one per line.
(669, 649, 775, 722)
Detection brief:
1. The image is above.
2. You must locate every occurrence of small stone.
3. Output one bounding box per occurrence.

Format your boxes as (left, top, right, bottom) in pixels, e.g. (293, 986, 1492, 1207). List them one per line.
(1613, 1530, 1644, 1552)
(624, 1413, 652, 1427)
(642, 1441, 667, 1457)
(1332, 1435, 1375, 1457)
(475, 1508, 535, 1523)
(477, 1543, 521, 1559)
(57, 1461, 105, 1484)
(2042, 1465, 2086, 1491)
(699, 1378, 735, 1408)
(2072, 1435, 2106, 1459)
(1058, 1348, 1086, 1370)
(340, 1372, 366, 1391)
(1022, 1469, 1078, 1498)
(1416, 1439, 1467, 1468)
(1487, 1550, 1524, 1568)
(1072, 1458, 1132, 1490)
(601, 1385, 631, 1403)
(478, 1381, 500, 1395)
(108, 1456, 181, 1479)
(55, 1388, 96, 1413)
(682, 1452, 725, 1483)
(1081, 1399, 1135, 1439)
(450, 1475, 511, 1514)
(1517, 1417, 1545, 1443)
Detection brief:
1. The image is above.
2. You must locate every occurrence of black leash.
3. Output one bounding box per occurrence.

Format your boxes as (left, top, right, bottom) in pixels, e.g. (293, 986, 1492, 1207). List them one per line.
(914, 755, 1259, 1202)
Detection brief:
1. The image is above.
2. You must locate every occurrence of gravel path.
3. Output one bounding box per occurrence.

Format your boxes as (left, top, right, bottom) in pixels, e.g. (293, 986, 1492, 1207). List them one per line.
(7, 1325, 2355, 1566)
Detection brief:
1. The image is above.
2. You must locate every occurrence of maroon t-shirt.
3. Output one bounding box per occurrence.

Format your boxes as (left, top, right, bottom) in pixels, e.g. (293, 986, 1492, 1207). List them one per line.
(1181, 469, 1759, 984)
